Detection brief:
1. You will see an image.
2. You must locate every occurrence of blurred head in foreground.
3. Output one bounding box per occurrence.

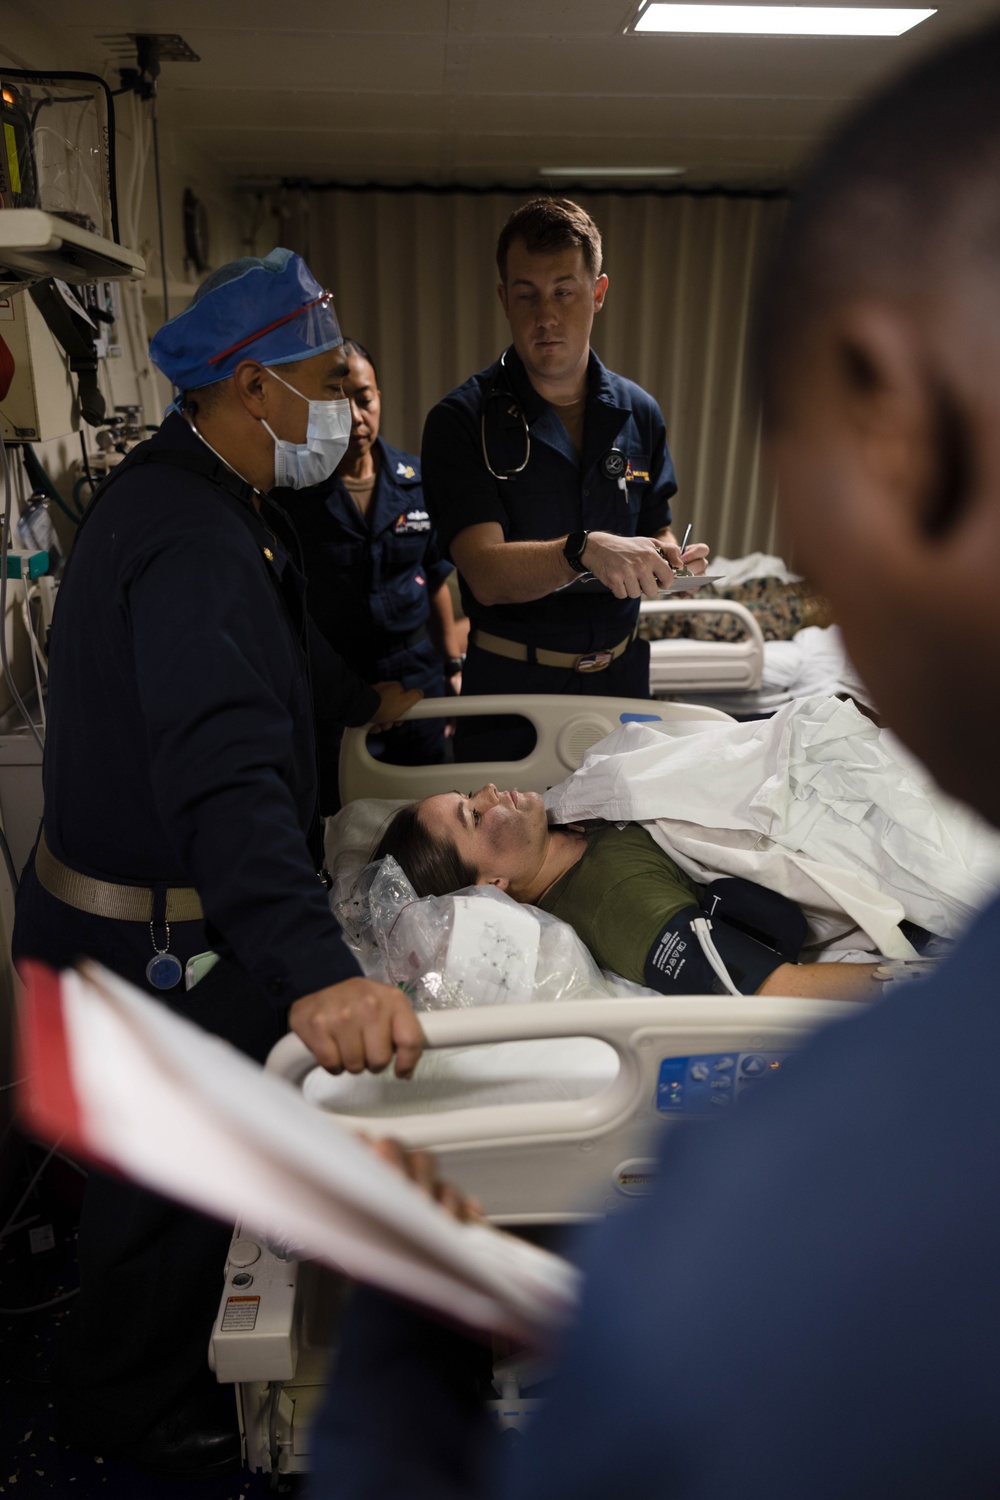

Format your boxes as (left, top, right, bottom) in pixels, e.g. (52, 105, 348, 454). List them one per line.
(759, 21, 1000, 825)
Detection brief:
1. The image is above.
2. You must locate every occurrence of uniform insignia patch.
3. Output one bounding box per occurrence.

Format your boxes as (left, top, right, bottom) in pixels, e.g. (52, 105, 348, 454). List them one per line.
(396, 462, 417, 479)
(393, 509, 432, 534)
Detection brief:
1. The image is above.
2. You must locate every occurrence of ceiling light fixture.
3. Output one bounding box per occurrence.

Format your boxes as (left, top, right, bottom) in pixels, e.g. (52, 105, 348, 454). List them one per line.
(540, 166, 687, 178)
(634, 4, 935, 35)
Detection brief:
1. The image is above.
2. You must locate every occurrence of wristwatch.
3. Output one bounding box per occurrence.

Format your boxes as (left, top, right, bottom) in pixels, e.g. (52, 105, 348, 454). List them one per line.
(563, 530, 590, 573)
(446, 655, 466, 674)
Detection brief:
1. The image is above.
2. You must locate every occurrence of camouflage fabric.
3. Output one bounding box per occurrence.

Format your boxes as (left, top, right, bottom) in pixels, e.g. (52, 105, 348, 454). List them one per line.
(639, 577, 833, 643)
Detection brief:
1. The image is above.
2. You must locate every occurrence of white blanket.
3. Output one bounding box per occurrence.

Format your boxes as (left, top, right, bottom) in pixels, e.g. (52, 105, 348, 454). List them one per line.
(761, 625, 875, 710)
(543, 695, 1000, 959)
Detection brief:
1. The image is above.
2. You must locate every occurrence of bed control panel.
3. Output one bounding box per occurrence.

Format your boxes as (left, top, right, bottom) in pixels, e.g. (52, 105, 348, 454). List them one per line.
(656, 1051, 792, 1115)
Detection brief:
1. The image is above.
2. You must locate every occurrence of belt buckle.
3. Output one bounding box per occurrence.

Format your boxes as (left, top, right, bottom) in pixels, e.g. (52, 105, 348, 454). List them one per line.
(576, 649, 613, 674)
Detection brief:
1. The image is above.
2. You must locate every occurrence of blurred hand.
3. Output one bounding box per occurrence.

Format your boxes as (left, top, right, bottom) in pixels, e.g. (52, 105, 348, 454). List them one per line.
(289, 976, 425, 1078)
(363, 1136, 483, 1223)
(581, 531, 675, 599)
(370, 680, 423, 731)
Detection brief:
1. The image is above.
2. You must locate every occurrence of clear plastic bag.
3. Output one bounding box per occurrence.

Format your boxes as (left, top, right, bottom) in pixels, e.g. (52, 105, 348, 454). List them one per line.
(332, 856, 619, 1010)
(16, 495, 63, 575)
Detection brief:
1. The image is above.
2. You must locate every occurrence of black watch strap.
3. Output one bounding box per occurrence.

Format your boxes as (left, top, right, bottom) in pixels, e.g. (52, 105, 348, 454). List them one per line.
(563, 530, 590, 573)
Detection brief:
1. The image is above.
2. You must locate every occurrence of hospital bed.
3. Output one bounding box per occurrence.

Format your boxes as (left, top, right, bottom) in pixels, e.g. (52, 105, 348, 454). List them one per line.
(210, 694, 848, 1475)
(641, 599, 871, 720)
(644, 597, 765, 697)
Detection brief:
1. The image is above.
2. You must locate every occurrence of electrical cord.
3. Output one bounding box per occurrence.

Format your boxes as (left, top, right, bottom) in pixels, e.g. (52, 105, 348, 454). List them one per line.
(0, 430, 43, 751)
(19, 445, 79, 527)
(0, 1141, 59, 1244)
(71, 474, 97, 513)
(0, 1144, 86, 1311)
(150, 91, 169, 321)
(21, 575, 45, 734)
(21, 582, 49, 678)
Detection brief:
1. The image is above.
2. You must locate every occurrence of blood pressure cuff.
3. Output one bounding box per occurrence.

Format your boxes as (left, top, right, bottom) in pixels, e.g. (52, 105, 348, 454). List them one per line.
(700, 877, 808, 962)
(643, 878, 808, 997)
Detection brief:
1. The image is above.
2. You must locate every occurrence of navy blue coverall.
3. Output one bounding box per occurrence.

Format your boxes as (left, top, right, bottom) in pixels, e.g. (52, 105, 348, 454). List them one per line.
(278, 436, 453, 790)
(422, 347, 677, 758)
(12, 411, 363, 1445)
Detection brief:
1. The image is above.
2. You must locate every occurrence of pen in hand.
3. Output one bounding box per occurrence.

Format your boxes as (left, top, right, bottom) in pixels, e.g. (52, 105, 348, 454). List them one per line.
(675, 523, 693, 576)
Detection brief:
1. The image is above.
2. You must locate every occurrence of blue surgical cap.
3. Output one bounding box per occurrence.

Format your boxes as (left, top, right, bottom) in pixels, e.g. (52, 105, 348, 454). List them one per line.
(149, 247, 342, 391)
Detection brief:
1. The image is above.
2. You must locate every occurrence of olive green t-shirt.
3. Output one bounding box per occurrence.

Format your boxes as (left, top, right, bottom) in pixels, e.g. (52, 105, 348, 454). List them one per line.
(536, 822, 701, 985)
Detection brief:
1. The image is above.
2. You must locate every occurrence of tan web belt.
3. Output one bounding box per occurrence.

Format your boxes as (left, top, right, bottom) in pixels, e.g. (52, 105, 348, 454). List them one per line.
(471, 626, 637, 674)
(35, 830, 205, 924)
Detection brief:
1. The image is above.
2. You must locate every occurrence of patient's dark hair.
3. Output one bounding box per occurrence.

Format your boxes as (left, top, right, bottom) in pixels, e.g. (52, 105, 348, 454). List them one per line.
(757, 19, 1000, 426)
(372, 803, 479, 897)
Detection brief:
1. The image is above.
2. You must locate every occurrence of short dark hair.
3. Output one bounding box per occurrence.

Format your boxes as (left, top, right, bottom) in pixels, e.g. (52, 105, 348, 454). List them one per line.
(180, 354, 305, 418)
(179, 379, 227, 417)
(496, 197, 603, 283)
(339, 338, 378, 386)
(371, 802, 479, 897)
(756, 19, 1000, 427)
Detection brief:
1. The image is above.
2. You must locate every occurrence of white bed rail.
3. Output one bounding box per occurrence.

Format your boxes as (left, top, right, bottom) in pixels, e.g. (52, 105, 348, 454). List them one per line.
(339, 692, 733, 803)
(641, 598, 765, 694)
(267, 995, 844, 1224)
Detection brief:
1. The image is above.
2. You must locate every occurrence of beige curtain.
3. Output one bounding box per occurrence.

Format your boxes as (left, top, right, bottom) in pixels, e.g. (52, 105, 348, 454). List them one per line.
(271, 189, 787, 560)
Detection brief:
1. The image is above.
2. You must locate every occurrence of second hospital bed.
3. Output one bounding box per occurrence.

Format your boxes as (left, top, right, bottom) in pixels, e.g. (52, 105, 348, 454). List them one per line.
(211, 694, 854, 1475)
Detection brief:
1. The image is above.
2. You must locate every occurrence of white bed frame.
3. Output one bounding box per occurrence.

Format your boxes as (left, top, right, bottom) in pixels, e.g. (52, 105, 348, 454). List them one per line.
(212, 992, 845, 1475)
(642, 597, 766, 695)
(339, 690, 733, 803)
(265, 994, 844, 1226)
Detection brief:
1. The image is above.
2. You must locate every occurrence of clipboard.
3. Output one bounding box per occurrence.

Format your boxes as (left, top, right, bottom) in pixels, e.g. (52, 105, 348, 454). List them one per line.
(556, 573, 725, 595)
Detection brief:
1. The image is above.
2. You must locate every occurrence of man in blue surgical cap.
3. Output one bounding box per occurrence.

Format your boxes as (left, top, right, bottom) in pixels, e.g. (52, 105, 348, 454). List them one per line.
(11, 249, 425, 1479)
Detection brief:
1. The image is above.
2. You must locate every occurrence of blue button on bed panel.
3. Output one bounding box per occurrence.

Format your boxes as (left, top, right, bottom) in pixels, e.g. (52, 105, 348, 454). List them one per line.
(620, 712, 664, 723)
(656, 1052, 793, 1115)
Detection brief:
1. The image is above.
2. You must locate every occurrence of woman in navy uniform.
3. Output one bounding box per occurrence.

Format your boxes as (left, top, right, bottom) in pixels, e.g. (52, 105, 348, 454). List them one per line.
(280, 339, 466, 802)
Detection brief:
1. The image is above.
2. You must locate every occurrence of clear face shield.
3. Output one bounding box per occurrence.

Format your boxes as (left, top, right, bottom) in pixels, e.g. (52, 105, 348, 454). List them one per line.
(205, 291, 343, 375)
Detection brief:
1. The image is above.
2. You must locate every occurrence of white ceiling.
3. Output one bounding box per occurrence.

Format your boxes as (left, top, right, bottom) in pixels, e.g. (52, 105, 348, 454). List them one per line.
(14, 0, 1000, 190)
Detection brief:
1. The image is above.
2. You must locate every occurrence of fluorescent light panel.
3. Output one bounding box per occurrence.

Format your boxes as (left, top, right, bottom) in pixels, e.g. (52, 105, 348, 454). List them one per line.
(540, 165, 686, 177)
(635, 4, 935, 35)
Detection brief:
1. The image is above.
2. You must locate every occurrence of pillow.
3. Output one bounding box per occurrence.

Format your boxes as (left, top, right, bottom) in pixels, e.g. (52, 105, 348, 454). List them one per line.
(324, 797, 410, 886)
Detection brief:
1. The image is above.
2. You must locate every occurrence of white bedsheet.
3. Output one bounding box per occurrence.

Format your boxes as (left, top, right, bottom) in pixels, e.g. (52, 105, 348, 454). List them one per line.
(543, 695, 1000, 957)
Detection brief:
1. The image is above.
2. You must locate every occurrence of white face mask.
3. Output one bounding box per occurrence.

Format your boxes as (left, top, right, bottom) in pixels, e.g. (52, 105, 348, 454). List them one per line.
(262, 367, 351, 489)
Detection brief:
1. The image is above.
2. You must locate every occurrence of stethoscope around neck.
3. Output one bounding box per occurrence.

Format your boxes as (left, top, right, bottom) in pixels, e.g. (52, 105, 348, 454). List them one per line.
(480, 349, 627, 484)
(480, 350, 530, 481)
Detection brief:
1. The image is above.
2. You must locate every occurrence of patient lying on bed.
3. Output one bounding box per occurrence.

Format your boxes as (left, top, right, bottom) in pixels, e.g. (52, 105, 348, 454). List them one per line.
(373, 786, 887, 1002)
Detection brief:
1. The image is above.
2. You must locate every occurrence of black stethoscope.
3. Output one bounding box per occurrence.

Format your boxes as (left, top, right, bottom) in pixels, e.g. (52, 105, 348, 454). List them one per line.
(480, 350, 627, 485)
